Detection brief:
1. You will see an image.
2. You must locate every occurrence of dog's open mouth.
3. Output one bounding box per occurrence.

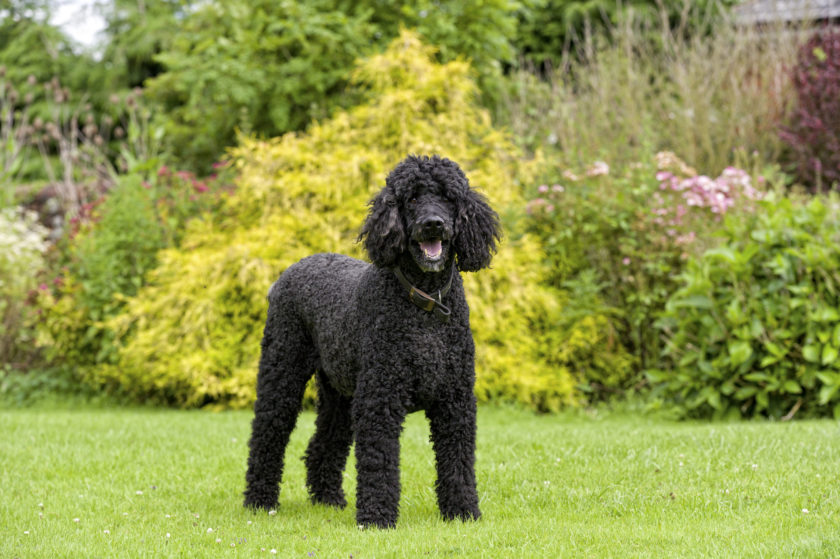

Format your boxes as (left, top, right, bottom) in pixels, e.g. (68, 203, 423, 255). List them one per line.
(419, 239, 443, 260)
(412, 237, 449, 272)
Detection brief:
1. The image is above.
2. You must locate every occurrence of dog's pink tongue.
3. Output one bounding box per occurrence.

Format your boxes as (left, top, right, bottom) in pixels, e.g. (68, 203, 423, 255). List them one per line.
(420, 239, 442, 258)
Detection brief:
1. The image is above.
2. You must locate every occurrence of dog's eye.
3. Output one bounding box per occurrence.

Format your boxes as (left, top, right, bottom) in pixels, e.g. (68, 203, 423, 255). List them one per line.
(409, 198, 417, 205)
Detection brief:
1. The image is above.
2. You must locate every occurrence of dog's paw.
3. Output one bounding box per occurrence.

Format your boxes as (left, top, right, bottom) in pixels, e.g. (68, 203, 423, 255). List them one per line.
(243, 496, 279, 512)
(442, 508, 481, 522)
(355, 515, 397, 530)
(310, 493, 347, 509)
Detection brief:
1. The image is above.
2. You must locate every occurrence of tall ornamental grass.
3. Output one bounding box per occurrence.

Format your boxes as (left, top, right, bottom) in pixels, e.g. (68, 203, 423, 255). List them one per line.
(497, 10, 808, 176)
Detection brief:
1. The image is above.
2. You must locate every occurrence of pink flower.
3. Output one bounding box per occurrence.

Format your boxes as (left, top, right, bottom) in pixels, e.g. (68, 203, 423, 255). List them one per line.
(622, 257, 631, 265)
(675, 232, 696, 245)
(586, 161, 610, 177)
(562, 169, 581, 182)
(157, 166, 169, 177)
(538, 184, 549, 193)
(526, 198, 547, 216)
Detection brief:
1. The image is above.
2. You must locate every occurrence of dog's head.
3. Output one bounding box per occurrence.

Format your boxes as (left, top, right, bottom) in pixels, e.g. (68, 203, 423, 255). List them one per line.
(359, 155, 501, 272)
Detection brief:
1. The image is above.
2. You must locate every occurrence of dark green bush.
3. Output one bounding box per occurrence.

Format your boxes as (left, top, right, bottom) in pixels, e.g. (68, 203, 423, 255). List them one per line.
(654, 194, 840, 419)
(145, 0, 375, 170)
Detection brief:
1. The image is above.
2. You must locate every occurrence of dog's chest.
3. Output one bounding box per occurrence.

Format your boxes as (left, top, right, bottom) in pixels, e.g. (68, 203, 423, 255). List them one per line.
(400, 330, 461, 398)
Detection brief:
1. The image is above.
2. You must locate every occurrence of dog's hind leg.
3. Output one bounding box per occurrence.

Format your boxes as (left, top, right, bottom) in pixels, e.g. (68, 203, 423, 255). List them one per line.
(304, 371, 353, 508)
(243, 296, 315, 511)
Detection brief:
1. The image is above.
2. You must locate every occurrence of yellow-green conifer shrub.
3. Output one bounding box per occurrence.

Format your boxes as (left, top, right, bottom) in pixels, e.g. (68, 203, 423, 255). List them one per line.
(98, 31, 578, 410)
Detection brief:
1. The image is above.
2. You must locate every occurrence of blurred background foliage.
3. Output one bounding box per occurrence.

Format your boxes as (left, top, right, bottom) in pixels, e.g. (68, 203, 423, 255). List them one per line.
(3, 0, 840, 418)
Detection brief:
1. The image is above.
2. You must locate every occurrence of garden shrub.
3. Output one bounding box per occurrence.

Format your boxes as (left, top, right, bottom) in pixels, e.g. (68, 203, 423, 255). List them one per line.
(0, 207, 47, 366)
(654, 194, 840, 419)
(780, 28, 840, 191)
(525, 153, 762, 398)
(34, 168, 231, 371)
(35, 175, 165, 368)
(99, 31, 579, 411)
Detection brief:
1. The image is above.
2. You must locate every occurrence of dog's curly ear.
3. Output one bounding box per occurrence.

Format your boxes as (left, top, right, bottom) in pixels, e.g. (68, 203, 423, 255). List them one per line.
(358, 187, 406, 268)
(453, 188, 501, 272)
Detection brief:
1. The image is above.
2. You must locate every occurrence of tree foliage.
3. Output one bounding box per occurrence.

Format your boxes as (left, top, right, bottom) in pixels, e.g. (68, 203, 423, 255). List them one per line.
(0, 11, 97, 92)
(143, 0, 521, 170)
(99, 0, 187, 89)
(143, 0, 375, 170)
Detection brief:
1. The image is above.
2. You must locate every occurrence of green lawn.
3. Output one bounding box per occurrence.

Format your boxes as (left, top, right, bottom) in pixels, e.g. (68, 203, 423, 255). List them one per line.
(2, 405, 838, 558)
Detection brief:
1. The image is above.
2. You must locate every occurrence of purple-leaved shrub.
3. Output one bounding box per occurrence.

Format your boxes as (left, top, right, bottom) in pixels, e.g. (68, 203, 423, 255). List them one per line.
(780, 28, 840, 191)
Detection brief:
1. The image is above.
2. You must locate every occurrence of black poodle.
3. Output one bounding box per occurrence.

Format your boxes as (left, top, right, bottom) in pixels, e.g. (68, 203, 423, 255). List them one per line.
(243, 154, 501, 529)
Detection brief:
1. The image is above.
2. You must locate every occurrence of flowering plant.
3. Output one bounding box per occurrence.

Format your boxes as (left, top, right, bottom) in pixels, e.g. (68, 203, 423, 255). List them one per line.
(0, 207, 47, 364)
(525, 153, 764, 395)
(651, 152, 763, 251)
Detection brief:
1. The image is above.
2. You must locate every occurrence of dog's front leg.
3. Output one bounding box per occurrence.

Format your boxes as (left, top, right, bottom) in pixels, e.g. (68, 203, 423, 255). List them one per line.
(352, 376, 406, 529)
(426, 390, 481, 522)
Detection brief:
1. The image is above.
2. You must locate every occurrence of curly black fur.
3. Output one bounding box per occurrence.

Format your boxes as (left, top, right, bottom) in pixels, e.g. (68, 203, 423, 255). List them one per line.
(243, 155, 501, 529)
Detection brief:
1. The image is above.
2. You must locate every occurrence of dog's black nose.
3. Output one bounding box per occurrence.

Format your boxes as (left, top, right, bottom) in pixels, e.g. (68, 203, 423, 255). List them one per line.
(420, 215, 445, 228)
(419, 216, 446, 237)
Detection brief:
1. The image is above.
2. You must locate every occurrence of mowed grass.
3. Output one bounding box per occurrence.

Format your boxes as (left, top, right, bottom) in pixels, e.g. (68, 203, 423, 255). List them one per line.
(2, 405, 839, 558)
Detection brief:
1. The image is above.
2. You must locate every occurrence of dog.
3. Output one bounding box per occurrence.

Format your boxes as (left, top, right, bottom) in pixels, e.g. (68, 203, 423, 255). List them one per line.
(243, 154, 500, 528)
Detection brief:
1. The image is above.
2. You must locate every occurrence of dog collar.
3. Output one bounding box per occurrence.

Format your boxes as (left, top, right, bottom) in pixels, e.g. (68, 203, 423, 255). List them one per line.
(391, 266, 453, 323)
